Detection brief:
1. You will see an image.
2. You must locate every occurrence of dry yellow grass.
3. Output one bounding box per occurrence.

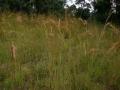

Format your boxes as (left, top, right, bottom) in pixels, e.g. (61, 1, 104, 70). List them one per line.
(0, 13, 120, 90)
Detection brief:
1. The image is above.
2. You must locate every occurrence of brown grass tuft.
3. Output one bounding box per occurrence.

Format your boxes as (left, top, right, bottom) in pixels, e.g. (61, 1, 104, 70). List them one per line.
(107, 41, 120, 54)
(11, 41, 17, 60)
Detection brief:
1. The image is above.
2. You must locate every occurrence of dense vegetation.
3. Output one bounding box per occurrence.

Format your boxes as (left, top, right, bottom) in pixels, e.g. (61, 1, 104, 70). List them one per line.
(0, 0, 120, 90)
(0, 13, 120, 90)
(0, 0, 65, 15)
(0, 0, 120, 23)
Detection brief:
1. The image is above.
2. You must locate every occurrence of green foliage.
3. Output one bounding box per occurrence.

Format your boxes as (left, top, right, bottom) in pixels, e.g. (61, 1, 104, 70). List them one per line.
(93, 0, 111, 22)
(67, 5, 90, 20)
(115, 0, 120, 24)
(34, 0, 65, 16)
(75, 8, 90, 19)
(91, 0, 120, 24)
(0, 0, 66, 16)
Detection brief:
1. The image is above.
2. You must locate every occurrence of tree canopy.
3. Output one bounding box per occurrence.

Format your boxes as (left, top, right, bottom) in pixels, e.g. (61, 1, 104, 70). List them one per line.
(0, 0, 120, 24)
(0, 0, 66, 16)
(75, 0, 120, 23)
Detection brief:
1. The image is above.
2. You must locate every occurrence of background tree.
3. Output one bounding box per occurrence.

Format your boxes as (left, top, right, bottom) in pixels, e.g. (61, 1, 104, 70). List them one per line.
(116, 0, 120, 23)
(31, 0, 65, 16)
(0, 0, 66, 16)
(93, 0, 120, 24)
(67, 0, 91, 20)
(66, 5, 77, 17)
(93, 0, 111, 22)
(75, 7, 90, 19)
(0, 0, 120, 24)
(0, 0, 9, 11)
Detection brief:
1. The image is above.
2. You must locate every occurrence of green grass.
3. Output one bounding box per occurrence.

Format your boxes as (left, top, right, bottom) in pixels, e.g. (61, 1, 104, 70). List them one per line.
(0, 13, 120, 90)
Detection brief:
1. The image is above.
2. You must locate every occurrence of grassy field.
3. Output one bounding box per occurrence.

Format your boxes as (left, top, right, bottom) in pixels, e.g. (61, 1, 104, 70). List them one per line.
(0, 13, 120, 90)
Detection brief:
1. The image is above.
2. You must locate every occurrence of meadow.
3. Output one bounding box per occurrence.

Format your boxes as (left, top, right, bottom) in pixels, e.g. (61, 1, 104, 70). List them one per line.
(0, 13, 120, 90)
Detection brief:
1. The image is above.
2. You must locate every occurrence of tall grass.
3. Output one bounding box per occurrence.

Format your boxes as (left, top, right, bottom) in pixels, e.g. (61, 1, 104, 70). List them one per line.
(0, 13, 120, 90)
